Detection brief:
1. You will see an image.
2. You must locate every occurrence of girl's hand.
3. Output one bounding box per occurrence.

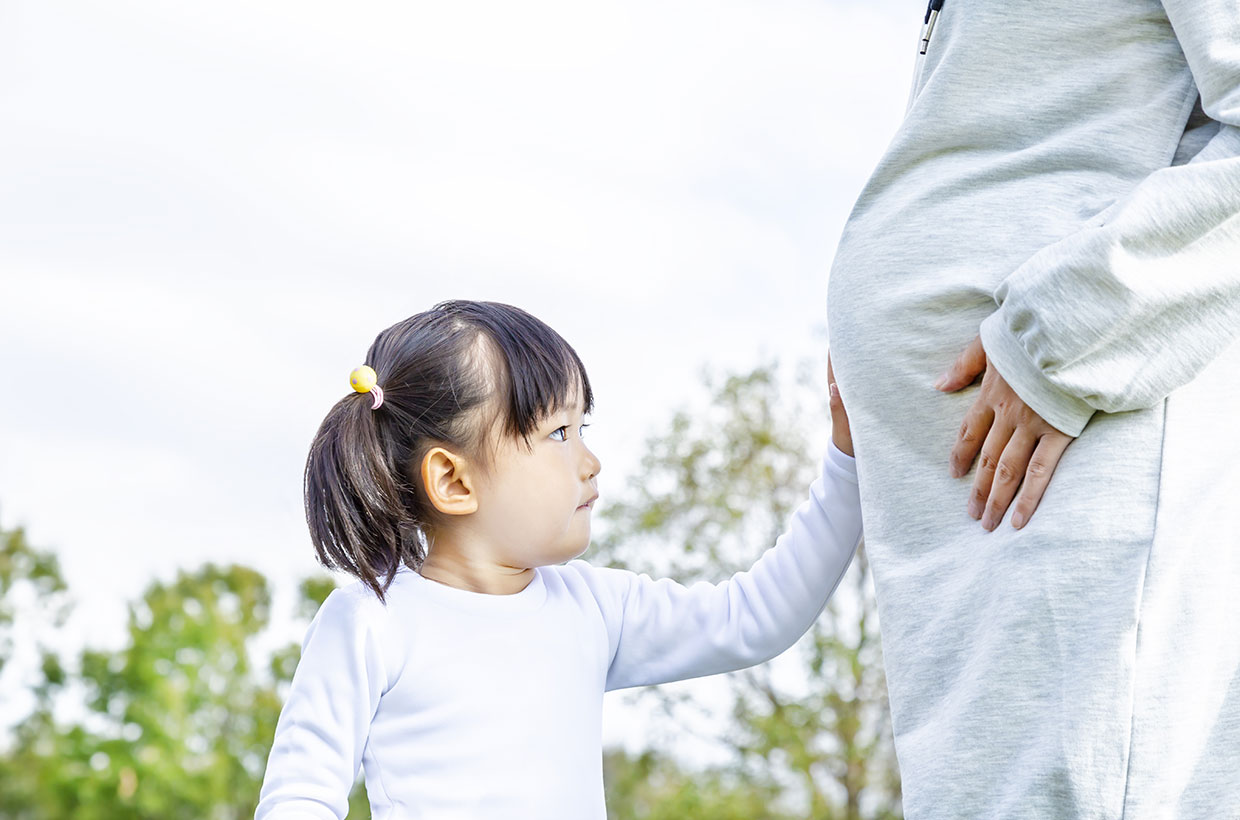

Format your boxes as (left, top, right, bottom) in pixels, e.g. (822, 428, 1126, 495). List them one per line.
(827, 352, 854, 457)
(935, 334, 1075, 530)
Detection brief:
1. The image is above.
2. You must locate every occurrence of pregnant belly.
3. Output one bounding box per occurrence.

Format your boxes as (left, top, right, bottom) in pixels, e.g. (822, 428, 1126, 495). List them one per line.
(825, 209, 1165, 733)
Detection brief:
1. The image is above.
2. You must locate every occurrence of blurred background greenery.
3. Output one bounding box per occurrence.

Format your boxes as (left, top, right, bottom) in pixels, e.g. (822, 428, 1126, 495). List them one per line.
(0, 364, 901, 819)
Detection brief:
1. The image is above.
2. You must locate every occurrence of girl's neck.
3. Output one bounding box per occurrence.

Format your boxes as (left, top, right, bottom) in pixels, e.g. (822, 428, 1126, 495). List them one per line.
(419, 545, 534, 595)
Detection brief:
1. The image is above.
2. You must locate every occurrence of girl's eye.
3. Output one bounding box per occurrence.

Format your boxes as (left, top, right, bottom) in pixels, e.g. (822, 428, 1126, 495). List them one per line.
(550, 426, 569, 442)
(579, 423, 590, 438)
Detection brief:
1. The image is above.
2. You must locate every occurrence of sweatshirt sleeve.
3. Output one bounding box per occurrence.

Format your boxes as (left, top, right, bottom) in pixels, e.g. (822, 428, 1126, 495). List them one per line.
(977, 3, 1240, 437)
(588, 442, 862, 692)
(255, 588, 388, 820)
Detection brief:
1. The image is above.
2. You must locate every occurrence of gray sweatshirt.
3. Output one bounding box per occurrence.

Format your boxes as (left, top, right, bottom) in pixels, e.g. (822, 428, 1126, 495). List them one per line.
(827, 1, 1240, 818)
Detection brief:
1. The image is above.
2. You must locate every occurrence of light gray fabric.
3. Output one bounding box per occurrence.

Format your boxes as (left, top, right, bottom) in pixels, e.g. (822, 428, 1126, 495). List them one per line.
(826, 1, 1240, 817)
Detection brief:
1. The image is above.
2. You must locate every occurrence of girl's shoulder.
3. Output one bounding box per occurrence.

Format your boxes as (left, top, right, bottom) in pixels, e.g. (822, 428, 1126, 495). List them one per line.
(305, 572, 420, 680)
(314, 569, 422, 629)
(553, 558, 632, 586)
(546, 559, 642, 614)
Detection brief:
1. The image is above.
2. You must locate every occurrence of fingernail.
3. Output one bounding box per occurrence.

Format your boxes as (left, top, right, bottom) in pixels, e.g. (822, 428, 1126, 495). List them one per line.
(981, 515, 996, 531)
(1012, 512, 1026, 529)
(933, 374, 948, 390)
(829, 383, 840, 399)
(968, 500, 982, 519)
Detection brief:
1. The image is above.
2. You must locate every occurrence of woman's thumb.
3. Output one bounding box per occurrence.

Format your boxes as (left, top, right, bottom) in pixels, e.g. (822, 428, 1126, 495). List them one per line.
(934, 334, 987, 391)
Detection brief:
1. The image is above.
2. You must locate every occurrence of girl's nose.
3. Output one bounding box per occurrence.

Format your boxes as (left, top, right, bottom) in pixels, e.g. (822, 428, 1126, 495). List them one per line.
(582, 443, 602, 479)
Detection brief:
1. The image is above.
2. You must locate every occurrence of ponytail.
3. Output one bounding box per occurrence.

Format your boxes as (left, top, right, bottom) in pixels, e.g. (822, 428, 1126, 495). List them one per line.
(304, 389, 422, 603)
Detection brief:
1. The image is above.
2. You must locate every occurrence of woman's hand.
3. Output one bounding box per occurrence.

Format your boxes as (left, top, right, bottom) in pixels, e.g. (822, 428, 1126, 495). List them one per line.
(935, 335, 1074, 530)
(827, 352, 854, 457)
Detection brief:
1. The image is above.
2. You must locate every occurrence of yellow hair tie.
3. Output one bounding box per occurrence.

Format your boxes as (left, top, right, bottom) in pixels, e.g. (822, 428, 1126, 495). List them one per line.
(349, 366, 385, 409)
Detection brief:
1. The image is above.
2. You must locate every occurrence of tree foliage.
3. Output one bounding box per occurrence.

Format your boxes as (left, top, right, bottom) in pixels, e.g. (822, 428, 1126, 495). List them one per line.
(604, 747, 793, 820)
(0, 522, 71, 687)
(0, 527, 369, 819)
(591, 363, 902, 819)
(0, 361, 899, 819)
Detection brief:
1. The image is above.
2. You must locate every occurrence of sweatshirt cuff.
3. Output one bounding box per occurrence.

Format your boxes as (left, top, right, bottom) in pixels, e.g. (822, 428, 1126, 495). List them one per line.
(979, 310, 1096, 437)
(826, 439, 858, 480)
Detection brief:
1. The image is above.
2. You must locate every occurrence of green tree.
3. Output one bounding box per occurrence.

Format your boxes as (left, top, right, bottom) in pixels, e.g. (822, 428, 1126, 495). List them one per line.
(1, 359, 899, 819)
(593, 363, 902, 819)
(604, 747, 794, 820)
(0, 536, 370, 819)
(0, 563, 277, 818)
(0, 520, 72, 698)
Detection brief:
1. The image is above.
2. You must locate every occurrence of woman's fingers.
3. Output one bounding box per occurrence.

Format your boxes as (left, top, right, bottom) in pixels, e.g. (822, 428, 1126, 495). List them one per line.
(934, 334, 987, 392)
(1008, 433, 1073, 529)
(980, 430, 1038, 530)
(949, 400, 994, 479)
(942, 335, 1079, 531)
(966, 416, 1015, 520)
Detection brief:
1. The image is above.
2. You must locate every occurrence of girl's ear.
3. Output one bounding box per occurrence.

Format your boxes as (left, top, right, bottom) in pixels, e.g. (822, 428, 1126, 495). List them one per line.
(421, 447, 479, 516)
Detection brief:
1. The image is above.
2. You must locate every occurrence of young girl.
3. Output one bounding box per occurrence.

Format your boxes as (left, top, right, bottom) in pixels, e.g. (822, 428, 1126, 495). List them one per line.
(256, 300, 862, 820)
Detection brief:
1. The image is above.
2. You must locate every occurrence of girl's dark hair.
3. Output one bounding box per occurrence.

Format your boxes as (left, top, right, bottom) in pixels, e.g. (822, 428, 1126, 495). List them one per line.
(304, 300, 593, 602)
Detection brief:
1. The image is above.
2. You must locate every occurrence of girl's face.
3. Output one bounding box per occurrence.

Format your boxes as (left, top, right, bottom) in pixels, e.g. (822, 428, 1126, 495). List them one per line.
(470, 393, 601, 569)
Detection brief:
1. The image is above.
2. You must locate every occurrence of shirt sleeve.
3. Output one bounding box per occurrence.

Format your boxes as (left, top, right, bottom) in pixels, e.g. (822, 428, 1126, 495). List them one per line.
(977, 3, 1240, 437)
(255, 588, 388, 820)
(588, 442, 862, 692)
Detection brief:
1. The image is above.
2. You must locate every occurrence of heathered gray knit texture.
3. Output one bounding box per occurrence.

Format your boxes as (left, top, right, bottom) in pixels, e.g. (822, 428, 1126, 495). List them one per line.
(827, 1, 1240, 817)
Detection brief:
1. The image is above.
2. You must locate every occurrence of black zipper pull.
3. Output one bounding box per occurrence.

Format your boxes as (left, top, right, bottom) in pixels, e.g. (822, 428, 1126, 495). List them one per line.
(920, 0, 945, 55)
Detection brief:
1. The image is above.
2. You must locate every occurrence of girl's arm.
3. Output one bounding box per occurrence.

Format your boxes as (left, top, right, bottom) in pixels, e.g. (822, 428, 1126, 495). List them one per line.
(579, 436, 862, 692)
(255, 588, 388, 820)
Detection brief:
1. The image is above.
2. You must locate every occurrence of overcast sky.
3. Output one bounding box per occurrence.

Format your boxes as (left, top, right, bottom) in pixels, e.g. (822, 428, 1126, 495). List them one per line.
(0, 0, 919, 746)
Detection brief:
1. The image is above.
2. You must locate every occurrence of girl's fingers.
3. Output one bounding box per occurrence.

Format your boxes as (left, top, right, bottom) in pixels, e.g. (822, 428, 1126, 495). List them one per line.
(1009, 433, 1074, 529)
(980, 430, 1038, 530)
(830, 385, 854, 456)
(949, 400, 994, 479)
(827, 353, 855, 456)
(934, 335, 987, 392)
(967, 418, 1015, 520)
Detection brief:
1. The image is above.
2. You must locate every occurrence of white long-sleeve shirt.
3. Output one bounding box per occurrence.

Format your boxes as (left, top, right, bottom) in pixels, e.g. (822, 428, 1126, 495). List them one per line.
(255, 443, 860, 820)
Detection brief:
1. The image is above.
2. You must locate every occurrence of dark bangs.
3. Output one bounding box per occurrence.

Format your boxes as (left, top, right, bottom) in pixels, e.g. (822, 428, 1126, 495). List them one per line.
(456, 301, 594, 443)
